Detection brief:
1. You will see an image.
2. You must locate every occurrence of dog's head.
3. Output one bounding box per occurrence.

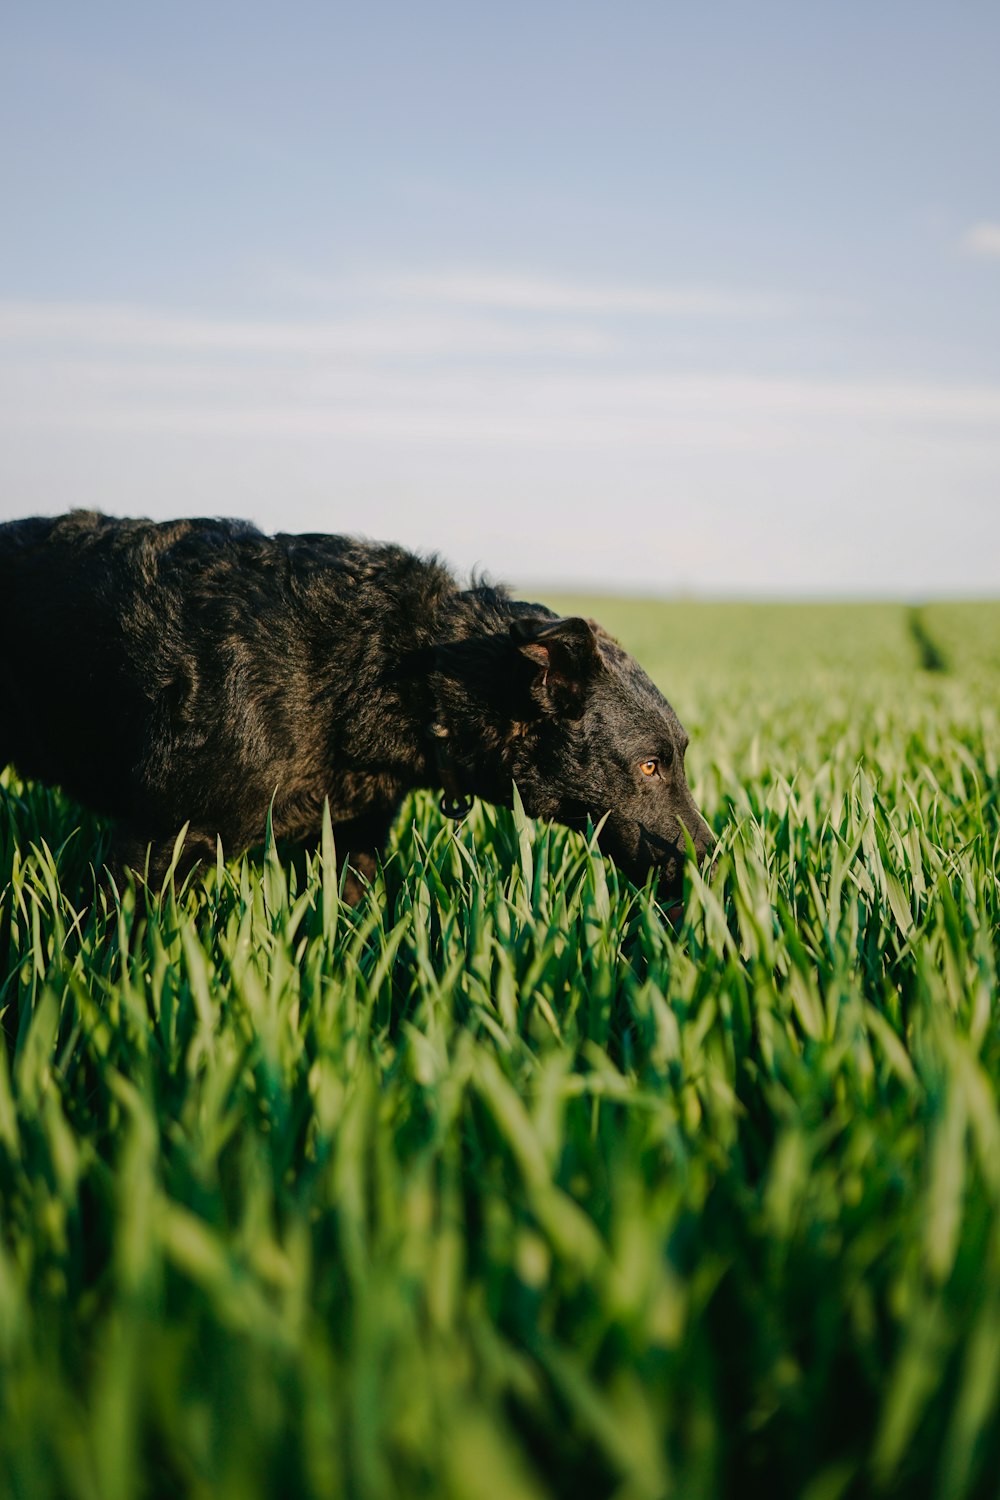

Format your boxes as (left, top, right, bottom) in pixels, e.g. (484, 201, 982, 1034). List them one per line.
(505, 614, 714, 896)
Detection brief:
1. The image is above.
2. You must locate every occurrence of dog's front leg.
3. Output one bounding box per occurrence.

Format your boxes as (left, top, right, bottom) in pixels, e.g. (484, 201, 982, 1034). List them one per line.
(328, 807, 397, 906)
(104, 825, 218, 896)
(338, 849, 377, 906)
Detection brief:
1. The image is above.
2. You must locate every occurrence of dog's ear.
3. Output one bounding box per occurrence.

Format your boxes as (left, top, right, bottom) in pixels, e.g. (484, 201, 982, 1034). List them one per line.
(510, 616, 601, 718)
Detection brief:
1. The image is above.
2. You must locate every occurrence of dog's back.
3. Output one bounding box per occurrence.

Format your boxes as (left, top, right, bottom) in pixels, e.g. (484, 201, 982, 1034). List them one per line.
(0, 511, 456, 842)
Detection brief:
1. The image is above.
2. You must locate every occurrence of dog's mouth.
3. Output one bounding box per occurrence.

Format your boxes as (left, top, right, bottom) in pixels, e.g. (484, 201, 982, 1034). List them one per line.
(558, 804, 707, 900)
(594, 822, 684, 895)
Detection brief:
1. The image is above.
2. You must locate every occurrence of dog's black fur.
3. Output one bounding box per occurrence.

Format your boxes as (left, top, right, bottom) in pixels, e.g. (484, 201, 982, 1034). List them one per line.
(0, 512, 713, 900)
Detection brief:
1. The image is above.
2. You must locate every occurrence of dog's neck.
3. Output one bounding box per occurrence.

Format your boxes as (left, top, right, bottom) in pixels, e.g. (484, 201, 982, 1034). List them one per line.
(420, 586, 540, 812)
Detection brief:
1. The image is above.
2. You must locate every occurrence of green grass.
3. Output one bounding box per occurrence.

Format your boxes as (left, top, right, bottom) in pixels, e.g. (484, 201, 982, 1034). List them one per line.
(1, 598, 999, 1499)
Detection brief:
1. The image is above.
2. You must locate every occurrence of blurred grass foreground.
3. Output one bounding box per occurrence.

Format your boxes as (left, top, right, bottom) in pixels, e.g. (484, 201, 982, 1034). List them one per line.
(1, 598, 999, 1500)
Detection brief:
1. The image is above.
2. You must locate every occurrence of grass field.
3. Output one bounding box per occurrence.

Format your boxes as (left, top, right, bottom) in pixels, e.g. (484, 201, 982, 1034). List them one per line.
(1, 598, 999, 1499)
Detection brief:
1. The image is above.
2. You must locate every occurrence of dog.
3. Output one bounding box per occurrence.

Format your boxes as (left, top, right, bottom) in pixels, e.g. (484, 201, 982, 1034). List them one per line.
(0, 512, 714, 902)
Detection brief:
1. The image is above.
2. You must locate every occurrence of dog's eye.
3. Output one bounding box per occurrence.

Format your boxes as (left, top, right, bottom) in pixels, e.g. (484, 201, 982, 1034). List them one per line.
(639, 759, 658, 777)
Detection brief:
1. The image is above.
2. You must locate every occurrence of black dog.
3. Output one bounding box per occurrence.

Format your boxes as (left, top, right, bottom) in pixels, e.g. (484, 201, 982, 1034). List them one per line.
(0, 512, 713, 901)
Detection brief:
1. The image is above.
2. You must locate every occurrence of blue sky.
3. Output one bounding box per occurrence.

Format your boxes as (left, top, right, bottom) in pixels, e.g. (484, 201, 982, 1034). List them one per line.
(2, 1, 998, 594)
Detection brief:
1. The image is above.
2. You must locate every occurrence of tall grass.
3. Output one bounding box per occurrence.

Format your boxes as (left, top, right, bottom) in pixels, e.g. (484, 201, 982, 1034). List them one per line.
(1, 600, 998, 1499)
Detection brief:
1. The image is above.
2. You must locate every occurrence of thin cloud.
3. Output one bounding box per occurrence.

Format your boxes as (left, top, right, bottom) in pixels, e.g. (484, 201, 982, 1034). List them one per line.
(4, 337, 1000, 445)
(360, 270, 789, 319)
(260, 265, 793, 319)
(962, 223, 1000, 258)
(0, 301, 610, 358)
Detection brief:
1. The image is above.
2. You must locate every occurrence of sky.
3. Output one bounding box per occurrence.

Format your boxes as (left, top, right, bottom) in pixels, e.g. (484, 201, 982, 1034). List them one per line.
(2, 0, 999, 596)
